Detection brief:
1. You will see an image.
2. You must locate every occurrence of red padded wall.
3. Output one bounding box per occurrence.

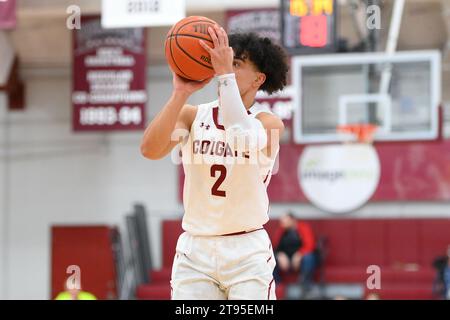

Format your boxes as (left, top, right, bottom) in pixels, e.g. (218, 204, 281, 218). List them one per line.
(51, 226, 118, 299)
(161, 218, 450, 270)
(162, 220, 184, 269)
(386, 220, 420, 265)
(317, 220, 354, 266)
(353, 220, 386, 266)
(420, 220, 450, 265)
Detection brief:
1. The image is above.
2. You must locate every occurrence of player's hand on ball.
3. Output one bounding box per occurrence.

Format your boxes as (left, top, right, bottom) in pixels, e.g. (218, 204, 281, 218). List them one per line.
(199, 26, 234, 76)
(172, 71, 212, 95)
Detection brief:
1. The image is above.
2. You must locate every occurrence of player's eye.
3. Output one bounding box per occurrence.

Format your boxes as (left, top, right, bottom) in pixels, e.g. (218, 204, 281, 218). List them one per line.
(233, 61, 240, 67)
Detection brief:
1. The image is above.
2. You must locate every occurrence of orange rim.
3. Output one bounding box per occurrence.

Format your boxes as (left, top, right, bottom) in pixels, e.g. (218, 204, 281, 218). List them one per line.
(337, 124, 378, 143)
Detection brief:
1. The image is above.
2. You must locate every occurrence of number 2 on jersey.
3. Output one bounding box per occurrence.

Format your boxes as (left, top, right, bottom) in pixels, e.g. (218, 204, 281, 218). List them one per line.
(210, 164, 226, 197)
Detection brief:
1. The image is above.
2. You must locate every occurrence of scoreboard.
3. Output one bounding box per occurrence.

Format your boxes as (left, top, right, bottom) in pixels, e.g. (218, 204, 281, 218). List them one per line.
(281, 0, 338, 54)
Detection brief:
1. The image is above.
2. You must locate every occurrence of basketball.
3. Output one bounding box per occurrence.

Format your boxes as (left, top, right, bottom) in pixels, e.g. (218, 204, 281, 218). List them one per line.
(165, 16, 218, 81)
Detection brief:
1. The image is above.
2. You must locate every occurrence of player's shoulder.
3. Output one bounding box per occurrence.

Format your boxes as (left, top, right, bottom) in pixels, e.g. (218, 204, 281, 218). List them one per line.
(183, 100, 218, 112)
(253, 102, 284, 130)
(181, 100, 218, 125)
(198, 99, 219, 110)
(181, 103, 197, 114)
(251, 101, 273, 115)
(192, 99, 219, 118)
(179, 104, 197, 124)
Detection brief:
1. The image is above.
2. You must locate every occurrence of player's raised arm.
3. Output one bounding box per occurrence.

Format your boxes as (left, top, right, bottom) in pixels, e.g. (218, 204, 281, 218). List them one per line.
(200, 26, 281, 152)
(140, 72, 211, 160)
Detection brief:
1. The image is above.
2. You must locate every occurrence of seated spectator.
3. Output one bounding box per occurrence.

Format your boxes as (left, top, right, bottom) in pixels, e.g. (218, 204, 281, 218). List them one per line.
(272, 212, 317, 292)
(432, 244, 450, 300)
(365, 292, 380, 300)
(55, 281, 97, 300)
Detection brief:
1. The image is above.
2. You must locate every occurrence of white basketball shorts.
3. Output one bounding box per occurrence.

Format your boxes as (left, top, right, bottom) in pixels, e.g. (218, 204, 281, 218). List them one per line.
(170, 228, 276, 300)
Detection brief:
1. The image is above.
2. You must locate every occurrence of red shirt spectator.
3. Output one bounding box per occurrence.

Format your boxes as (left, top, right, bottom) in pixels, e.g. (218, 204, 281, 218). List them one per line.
(273, 219, 316, 256)
(272, 213, 318, 290)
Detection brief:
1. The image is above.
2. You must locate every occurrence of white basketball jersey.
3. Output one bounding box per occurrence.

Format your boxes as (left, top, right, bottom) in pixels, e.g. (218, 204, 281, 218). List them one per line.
(180, 99, 279, 236)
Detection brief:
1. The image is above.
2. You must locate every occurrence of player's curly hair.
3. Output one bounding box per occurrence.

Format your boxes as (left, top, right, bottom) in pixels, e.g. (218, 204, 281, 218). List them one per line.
(229, 33, 289, 95)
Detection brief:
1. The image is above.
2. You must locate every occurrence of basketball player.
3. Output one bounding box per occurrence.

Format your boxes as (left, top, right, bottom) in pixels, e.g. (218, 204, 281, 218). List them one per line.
(140, 26, 289, 299)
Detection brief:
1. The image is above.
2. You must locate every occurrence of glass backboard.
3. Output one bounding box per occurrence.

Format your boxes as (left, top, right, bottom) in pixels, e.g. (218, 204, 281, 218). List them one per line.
(291, 51, 442, 143)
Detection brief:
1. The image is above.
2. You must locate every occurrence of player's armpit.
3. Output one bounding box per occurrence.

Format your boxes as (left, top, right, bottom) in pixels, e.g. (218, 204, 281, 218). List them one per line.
(225, 117, 268, 152)
(225, 113, 283, 154)
(256, 112, 284, 157)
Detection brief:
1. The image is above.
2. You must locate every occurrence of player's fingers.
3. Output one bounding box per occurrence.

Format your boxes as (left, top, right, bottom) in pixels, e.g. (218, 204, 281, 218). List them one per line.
(201, 77, 213, 85)
(207, 27, 219, 48)
(193, 76, 212, 89)
(199, 40, 212, 53)
(228, 47, 234, 59)
(220, 27, 229, 47)
(213, 25, 224, 47)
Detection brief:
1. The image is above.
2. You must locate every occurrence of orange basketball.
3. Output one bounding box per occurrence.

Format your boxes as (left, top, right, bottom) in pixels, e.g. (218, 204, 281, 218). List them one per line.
(165, 16, 218, 81)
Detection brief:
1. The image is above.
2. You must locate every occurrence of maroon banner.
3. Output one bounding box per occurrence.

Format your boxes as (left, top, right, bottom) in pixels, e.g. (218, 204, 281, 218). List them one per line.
(0, 0, 16, 29)
(72, 16, 146, 131)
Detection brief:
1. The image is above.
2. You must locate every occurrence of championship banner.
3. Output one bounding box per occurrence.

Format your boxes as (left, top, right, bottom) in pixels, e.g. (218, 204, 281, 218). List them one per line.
(101, 0, 185, 28)
(0, 0, 16, 29)
(226, 8, 280, 43)
(72, 16, 147, 131)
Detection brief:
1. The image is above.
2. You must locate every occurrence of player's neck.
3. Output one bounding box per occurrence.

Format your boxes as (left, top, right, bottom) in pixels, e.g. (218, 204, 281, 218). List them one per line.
(241, 91, 257, 110)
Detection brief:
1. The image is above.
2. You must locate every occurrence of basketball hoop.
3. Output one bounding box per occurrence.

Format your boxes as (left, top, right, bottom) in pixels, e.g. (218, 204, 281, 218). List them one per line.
(337, 124, 378, 144)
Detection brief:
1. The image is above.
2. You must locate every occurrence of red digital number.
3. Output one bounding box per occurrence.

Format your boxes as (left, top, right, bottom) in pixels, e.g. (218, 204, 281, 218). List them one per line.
(300, 14, 328, 48)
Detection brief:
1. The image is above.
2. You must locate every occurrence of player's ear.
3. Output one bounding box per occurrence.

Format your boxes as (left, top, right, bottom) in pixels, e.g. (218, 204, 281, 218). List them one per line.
(254, 72, 266, 88)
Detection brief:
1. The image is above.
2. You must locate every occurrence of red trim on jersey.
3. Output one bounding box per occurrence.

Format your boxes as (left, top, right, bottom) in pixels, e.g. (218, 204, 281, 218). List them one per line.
(212, 107, 225, 130)
(220, 227, 263, 237)
(263, 170, 271, 184)
(212, 107, 252, 130)
(267, 278, 274, 300)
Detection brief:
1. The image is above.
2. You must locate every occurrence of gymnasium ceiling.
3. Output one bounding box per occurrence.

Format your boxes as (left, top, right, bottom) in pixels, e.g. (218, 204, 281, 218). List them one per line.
(6, 0, 448, 99)
(3, 1, 449, 96)
(5, 0, 447, 67)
